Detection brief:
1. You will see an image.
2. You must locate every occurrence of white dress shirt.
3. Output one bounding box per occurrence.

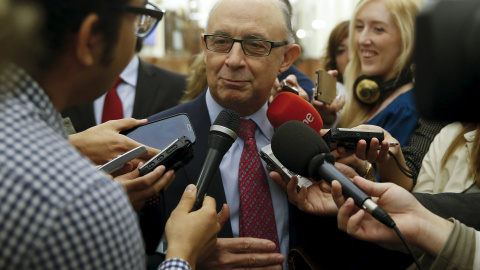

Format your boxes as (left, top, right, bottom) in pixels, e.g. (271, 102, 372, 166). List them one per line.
(94, 55, 139, 124)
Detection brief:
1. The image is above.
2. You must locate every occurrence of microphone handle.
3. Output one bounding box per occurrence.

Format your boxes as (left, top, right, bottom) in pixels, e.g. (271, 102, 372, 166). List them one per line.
(316, 161, 371, 207)
(192, 148, 223, 211)
(311, 155, 395, 228)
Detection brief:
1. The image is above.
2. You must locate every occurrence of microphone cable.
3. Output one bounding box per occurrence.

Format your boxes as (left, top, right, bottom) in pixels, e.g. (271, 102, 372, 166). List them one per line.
(392, 225, 424, 270)
(373, 206, 424, 270)
(387, 150, 414, 179)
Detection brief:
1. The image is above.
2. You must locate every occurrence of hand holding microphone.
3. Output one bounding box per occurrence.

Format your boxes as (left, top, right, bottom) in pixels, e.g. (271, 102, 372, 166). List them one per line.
(271, 121, 395, 228)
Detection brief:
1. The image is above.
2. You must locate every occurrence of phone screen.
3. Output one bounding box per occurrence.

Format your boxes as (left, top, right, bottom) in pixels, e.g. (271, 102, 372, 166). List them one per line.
(122, 114, 196, 150)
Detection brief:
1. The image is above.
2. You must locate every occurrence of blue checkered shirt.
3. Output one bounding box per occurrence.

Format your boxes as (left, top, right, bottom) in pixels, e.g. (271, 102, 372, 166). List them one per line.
(0, 67, 146, 269)
(158, 258, 192, 270)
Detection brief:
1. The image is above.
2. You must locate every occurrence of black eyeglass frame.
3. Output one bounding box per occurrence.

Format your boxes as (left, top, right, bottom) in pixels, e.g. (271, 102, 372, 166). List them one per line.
(123, 3, 165, 20)
(110, 2, 165, 38)
(203, 34, 289, 57)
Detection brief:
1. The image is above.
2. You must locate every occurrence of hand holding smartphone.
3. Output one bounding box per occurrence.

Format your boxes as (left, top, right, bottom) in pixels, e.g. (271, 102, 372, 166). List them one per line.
(260, 144, 312, 190)
(313, 70, 337, 104)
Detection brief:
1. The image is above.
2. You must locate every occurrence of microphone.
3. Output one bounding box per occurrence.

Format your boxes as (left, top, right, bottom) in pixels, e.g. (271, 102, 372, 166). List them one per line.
(267, 91, 323, 132)
(271, 121, 395, 228)
(192, 109, 240, 211)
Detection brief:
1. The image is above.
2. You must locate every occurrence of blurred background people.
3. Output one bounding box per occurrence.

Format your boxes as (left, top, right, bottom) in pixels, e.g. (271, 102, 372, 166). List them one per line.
(0, 0, 226, 269)
(313, 20, 350, 128)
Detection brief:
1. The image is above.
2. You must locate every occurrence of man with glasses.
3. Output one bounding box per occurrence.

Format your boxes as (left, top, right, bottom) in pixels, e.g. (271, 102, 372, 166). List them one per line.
(0, 0, 225, 269)
(143, 0, 323, 269)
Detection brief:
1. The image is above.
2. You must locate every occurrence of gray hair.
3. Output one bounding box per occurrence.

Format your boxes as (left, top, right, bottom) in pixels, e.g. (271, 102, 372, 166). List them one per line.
(206, 0, 295, 44)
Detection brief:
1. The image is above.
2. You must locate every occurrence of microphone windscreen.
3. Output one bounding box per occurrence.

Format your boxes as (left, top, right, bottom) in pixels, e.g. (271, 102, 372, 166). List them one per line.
(213, 109, 241, 133)
(267, 92, 323, 132)
(271, 120, 330, 175)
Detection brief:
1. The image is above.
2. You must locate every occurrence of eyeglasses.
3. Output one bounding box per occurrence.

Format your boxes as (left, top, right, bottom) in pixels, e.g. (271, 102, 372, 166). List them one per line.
(120, 2, 165, 38)
(203, 34, 288, 57)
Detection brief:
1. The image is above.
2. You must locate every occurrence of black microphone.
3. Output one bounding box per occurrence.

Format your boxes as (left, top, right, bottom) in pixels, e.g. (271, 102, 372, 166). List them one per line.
(271, 121, 395, 228)
(192, 109, 240, 211)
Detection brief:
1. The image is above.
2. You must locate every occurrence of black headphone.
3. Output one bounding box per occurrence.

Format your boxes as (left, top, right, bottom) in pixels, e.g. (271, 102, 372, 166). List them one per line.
(353, 69, 413, 105)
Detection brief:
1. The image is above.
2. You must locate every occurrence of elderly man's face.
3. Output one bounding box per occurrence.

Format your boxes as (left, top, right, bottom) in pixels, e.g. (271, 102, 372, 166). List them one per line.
(202, 0, 298, 116)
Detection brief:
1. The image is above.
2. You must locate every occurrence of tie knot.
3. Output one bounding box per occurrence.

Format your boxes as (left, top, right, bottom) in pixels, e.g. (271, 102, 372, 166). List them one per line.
(238, 119, 256, 140)
(112, 77, 123, 89)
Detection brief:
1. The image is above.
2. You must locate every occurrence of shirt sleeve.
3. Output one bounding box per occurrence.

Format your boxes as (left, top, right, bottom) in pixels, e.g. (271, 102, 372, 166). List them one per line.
(158, 258, 192, 270)
(28, 179, 146, 270)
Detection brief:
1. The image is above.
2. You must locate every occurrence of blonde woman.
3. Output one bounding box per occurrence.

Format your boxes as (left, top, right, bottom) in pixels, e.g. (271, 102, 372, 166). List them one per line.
(338, 0, 424, 146)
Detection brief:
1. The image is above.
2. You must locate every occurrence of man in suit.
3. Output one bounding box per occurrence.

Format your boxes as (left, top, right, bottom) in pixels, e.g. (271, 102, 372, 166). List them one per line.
(62, 39, 187, 133)
(140, 0, 331, 269)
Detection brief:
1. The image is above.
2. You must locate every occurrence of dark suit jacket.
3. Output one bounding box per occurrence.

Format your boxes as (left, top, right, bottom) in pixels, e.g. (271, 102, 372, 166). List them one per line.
(62, 58, 187, 132)
(140, 90, 346, 269)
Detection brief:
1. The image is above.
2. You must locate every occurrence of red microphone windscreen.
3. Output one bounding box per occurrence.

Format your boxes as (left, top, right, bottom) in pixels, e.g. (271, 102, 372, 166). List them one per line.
(267, 92, 323, 133)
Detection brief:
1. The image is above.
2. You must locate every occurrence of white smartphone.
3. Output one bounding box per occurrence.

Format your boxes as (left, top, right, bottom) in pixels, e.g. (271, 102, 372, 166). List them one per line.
(98, 145, 148, 174)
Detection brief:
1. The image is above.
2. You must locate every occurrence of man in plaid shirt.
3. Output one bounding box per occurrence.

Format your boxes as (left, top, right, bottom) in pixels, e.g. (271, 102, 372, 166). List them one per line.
(0, 0, 227, 269)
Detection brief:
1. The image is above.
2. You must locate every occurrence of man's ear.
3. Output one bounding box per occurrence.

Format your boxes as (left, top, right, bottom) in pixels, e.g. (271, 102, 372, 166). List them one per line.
(278, 44, 301, 73)
(76, 14, 102, 67)
(201, 34, 207, 64)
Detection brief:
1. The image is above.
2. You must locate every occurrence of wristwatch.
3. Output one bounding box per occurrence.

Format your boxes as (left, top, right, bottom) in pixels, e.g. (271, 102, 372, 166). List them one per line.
(360, 161, 376, 181)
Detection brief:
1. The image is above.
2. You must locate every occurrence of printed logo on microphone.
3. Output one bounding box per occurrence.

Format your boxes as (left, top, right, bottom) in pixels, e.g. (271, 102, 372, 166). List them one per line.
(303, 113, 314, 125)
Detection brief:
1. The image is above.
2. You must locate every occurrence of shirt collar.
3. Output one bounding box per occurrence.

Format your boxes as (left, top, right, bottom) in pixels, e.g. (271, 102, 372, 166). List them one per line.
(205, 87, 274, 141)
(119, 55, 139, 87)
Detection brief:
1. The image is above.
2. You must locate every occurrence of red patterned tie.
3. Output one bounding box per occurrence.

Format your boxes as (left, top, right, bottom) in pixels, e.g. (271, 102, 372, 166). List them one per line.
(238, 119, 280, 253)
(102, 77, 124, 123)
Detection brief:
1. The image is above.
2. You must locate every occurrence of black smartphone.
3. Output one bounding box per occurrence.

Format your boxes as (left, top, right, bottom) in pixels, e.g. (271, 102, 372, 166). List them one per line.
(259, 144, 312, 190)
(323, 128, 385, 151)
(122, 113, 196, 150)
(138, 136, 194, 176)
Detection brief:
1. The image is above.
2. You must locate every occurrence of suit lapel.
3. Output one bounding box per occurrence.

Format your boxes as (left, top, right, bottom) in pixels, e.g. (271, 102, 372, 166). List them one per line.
(132, 59, 152, 118)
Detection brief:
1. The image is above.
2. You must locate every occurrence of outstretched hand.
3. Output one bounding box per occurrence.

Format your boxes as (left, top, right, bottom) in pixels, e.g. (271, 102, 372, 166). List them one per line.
(331, 177, 453, 256)
(69, 118, 160, 166)
(166, 184, 230, 268)
(270, 171, 339, 216)
(114, 163, 175, 211)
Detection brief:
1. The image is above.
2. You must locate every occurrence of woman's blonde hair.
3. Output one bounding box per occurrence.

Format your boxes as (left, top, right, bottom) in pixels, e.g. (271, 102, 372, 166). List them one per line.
(179, 52, 208, 104)
(338, 0, 424, 128)
(441, 124, 480, 185)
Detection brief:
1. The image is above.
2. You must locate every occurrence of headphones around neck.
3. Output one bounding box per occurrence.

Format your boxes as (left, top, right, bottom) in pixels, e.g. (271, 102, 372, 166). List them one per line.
(353, 69, 413, 105)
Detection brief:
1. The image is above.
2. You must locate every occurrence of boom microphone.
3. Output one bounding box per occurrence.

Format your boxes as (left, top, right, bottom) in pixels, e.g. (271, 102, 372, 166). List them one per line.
(271, 121, 395, 228)
(267, 91, 323, 132)
(192, 109, 240, 211)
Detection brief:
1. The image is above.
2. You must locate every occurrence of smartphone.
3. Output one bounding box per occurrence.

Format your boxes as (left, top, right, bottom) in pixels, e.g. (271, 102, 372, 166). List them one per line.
(259, 144, 313, 190)
(313, 69, 337, 104)
(98, 145, 148, 174)
(322, 128, 385, 151)
(121, 113, 196, 150)
(138, 136, 194, 176)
